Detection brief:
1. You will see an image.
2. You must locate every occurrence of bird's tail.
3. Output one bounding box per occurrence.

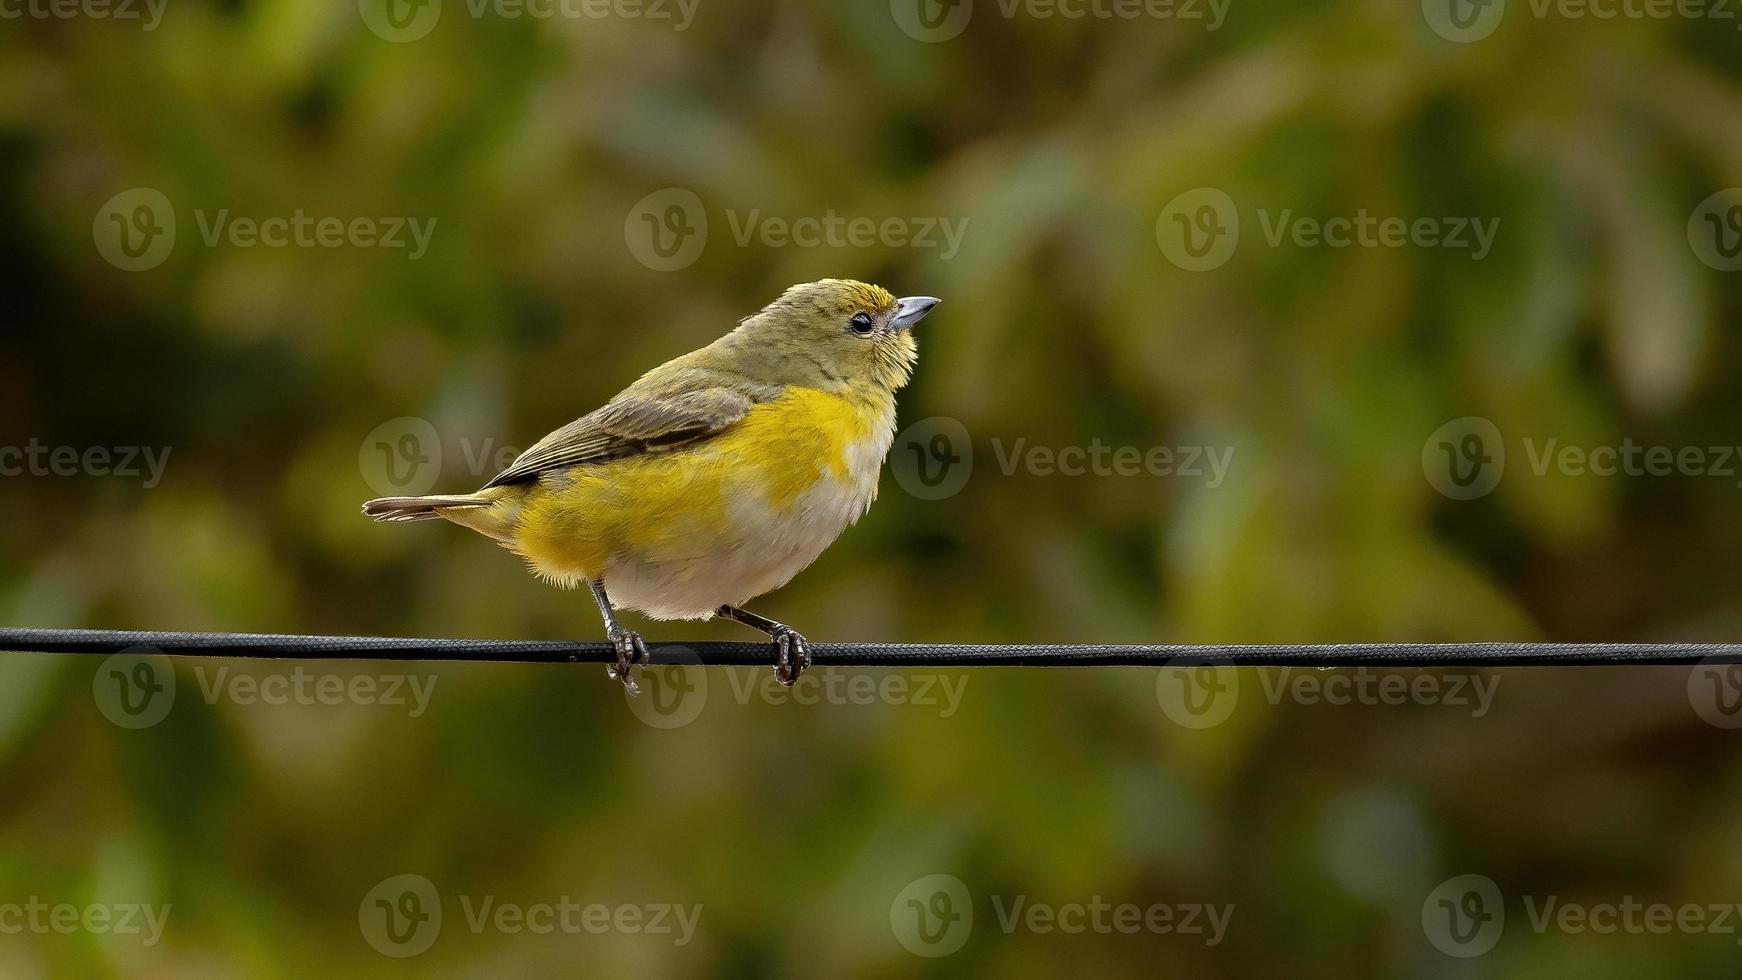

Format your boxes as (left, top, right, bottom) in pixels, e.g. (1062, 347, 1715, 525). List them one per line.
(361, 494, 494, 523)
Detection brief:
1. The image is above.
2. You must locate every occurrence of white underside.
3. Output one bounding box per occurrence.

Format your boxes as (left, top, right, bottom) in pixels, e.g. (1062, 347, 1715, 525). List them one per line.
(599, 415, 894, 620)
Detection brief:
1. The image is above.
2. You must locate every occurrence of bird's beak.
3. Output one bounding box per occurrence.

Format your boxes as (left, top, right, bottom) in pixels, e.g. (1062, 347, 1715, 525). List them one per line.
(890, 296, 941, 331)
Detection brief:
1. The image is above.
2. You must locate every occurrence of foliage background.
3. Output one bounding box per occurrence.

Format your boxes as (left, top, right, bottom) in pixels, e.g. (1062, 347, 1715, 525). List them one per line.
(3, 0, 1742, 975)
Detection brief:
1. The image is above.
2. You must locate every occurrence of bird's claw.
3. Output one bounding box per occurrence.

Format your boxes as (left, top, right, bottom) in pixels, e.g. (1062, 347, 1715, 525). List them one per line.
(772, 627, 810, 687)
(606, 627, 650, 696)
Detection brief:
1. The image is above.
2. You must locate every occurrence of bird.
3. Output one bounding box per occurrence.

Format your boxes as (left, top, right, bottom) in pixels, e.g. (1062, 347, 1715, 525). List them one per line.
(362, 279, 939, 694)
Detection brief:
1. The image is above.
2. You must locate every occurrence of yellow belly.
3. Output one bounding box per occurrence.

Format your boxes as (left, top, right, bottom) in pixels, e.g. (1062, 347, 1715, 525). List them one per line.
(495, 386, 894, 617)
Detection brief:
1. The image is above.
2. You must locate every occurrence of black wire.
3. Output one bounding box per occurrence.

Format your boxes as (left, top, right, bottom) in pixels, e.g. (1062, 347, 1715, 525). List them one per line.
(3, 628, 1740, 667)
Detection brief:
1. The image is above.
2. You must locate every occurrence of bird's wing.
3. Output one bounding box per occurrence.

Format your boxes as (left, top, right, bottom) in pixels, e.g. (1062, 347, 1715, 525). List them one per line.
(482, 383, 758, 489)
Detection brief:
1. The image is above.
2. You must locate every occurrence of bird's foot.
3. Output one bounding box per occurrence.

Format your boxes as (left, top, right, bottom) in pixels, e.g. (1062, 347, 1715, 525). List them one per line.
(606, 627, 650, 696)
(772, 627, 811, 687)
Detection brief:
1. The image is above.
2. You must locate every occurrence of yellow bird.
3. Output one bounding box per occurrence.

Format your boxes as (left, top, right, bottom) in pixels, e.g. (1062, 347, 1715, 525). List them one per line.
(362, 279, 939, 694)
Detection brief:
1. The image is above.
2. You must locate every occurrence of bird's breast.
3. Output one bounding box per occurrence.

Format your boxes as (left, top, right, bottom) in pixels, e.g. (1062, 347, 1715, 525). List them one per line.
(511, 385, 898, 618)
(727, 386, 895, 508)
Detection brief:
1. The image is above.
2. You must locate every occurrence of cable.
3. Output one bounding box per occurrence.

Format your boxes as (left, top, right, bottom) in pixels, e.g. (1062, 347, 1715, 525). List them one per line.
(3, 627, 1740, 667)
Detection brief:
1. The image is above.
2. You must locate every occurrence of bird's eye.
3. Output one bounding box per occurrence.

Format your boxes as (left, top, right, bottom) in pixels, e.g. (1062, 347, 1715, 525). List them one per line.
(849, 312, 875, 335)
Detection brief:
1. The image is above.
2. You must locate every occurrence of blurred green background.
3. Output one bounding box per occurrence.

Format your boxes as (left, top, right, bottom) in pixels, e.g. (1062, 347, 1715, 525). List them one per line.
(4, 0, 1742, 975)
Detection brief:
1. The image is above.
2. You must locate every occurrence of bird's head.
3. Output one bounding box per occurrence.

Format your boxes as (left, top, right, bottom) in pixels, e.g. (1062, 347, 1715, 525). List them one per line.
(728, 279, 939, 393)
